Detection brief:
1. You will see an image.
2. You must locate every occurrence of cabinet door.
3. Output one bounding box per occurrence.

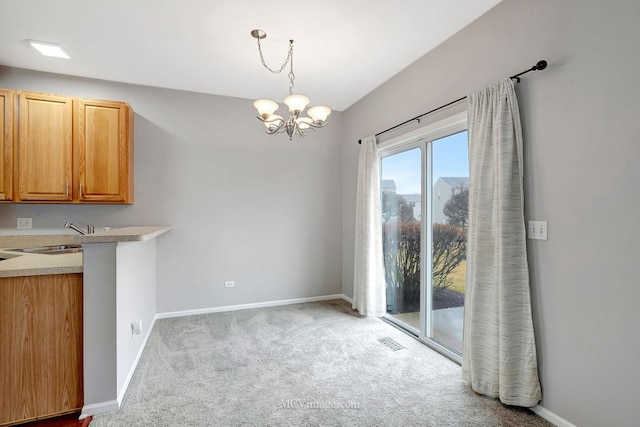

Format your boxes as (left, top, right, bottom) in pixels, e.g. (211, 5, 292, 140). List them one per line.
(76, 98, 133, 203)
(0, 89, 13, 201)
(17, 91, 73, 201)
(0, 274, 83, 425)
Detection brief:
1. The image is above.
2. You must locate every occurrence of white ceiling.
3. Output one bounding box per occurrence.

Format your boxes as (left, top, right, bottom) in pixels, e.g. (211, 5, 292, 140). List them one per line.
(0, 0, 502, 112)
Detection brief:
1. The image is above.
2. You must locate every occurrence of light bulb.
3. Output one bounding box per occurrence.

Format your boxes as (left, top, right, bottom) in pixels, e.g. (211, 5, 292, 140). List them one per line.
(283, 94, 310, 114)
(253, 99, 279, 119)
(296, 117, 313, 130)
(263, 114, 283, 130)
(307, 105, 331, 123)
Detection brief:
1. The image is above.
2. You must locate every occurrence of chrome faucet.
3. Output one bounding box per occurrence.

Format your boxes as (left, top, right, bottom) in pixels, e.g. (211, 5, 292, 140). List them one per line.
(64, 221, 95, 235)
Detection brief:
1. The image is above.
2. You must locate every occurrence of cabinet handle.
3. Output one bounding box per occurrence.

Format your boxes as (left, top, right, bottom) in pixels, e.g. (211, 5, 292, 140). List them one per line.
(66, 183, 69, 197)
(79, 184, 83, 198)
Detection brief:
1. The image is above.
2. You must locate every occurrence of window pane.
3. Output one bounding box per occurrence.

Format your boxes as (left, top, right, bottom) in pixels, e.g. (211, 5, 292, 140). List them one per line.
(430, 130, 468, 354)
(381, 148, 422, 330)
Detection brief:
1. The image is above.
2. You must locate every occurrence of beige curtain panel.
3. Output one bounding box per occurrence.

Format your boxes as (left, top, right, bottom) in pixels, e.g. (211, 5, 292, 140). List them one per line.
(462, 79, 542, 407)
(352, 135, 386, 316)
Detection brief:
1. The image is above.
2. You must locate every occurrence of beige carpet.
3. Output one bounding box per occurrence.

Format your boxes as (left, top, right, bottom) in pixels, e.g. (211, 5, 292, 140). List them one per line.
(91, 300, 552, 426)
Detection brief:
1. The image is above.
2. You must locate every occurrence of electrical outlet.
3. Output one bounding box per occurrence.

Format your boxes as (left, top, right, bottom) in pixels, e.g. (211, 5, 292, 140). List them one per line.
(17, 218, 32, 229)
(131, 320, 142, 335)
(528, 220, 548, 240)
(224, 281, 235, 288)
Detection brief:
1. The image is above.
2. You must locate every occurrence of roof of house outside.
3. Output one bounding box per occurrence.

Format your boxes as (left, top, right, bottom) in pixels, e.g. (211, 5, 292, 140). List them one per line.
(439, 177, 469, 188)
(382, 180, 397, 191)
(400, 194, 421, 203)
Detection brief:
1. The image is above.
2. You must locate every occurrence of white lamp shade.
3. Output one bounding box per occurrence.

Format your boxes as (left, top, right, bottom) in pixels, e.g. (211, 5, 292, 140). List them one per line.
(253, 99, 279, 118)
(296, 117, 313, 130)
(263, 114, 283, 129)
(307, 105, 331, 123)
(283, 94, 310, 113)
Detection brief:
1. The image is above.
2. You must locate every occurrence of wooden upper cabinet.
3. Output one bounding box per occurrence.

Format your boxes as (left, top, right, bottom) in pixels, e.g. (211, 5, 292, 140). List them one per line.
(17, 91, 73, 201)
(0, 89, 13, 201)
(76, 98, 133, 203)
(11, 89, 134, 204)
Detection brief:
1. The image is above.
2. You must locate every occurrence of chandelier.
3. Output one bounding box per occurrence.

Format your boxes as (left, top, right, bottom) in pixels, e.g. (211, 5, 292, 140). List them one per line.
(251, 29, 331, 140)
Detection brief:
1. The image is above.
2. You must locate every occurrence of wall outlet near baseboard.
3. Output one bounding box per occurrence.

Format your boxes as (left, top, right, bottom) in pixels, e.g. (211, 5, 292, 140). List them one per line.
(224, 281, 235, 288)
(131, 320, 142, 335)
(17, 218, 32, 229)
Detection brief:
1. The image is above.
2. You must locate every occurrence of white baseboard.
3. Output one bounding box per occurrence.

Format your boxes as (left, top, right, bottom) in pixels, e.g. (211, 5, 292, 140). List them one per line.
(117, 316, 157, 406)
(531, 404, 576, 427)
(80, 400, 118, 419)
(157, 293, 349, 319)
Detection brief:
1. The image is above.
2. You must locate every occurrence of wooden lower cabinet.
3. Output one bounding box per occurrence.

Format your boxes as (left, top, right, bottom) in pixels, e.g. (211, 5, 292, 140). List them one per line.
(0, 274, 83, 426)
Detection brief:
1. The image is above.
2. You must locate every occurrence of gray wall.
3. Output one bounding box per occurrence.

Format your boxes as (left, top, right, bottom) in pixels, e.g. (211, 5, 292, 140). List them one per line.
(341, 0, 640, 425)
(0, 66, 344, 313)
(116, 240, 157, 403)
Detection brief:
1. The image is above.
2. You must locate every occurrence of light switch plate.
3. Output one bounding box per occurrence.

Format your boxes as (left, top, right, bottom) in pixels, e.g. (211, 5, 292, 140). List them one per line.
(528, 220, 548, 240)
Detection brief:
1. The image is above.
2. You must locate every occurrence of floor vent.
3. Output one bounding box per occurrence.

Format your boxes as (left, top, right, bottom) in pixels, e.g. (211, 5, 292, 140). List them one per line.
(378, 337, 405, 351)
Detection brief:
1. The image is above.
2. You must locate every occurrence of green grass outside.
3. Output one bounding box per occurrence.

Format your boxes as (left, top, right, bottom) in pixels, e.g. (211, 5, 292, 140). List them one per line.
(447, 260, 466, 295)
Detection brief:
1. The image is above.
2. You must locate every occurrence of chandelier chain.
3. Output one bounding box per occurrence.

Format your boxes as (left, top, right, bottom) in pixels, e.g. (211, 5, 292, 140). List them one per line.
(256, 38, 293, 73)
(257, 38, 296, 95)
(288, 52, 295, 95)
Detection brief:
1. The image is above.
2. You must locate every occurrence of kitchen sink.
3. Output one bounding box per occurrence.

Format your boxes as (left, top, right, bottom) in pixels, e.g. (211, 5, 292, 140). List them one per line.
(10, 244, 83, 255)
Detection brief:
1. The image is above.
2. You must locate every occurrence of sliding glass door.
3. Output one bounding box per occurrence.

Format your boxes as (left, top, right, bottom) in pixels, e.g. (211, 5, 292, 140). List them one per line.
(380, 116, 468, 361)
(428, 131, 468, 356)
(381, 148, 422, 332)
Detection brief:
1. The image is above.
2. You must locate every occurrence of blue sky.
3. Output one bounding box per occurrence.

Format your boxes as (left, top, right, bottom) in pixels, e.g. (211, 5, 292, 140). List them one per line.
(381, 131, 468, 194)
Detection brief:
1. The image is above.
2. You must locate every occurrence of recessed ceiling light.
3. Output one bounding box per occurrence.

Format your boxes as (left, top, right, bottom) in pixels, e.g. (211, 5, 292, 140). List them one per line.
(28, 40, 70, 59)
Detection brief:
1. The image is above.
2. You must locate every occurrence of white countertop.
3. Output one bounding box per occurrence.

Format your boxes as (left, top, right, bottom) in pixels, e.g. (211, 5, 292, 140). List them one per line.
(75, 226, 171, 243)
(0, 226, 170, 278)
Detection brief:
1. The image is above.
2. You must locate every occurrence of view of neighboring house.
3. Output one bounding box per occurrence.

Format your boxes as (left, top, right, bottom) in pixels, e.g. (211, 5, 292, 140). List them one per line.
(382, 179, 421, 222)
(382, 179, 396, 195)
(432, 177, 468, 224)
(383, 177, 468, 224)
(402, 193, 421, 221)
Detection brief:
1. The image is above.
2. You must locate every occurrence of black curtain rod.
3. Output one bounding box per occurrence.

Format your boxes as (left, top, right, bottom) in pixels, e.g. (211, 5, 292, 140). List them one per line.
(357, 59, 548, 144)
